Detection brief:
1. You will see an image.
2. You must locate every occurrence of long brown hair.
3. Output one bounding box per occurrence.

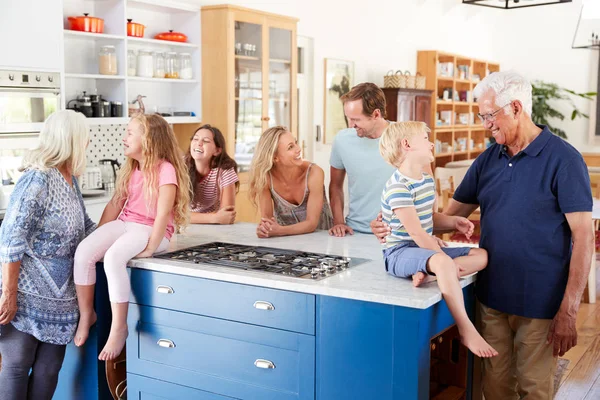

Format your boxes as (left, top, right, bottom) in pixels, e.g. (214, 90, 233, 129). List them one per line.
(114, 114, 191, 231)
(248, 126, 289, 208)
(184, 124, 239, 202)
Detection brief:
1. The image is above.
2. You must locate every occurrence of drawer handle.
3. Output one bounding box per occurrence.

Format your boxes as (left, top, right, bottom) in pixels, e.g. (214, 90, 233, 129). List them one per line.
(254, 359, 276, 369)
(253, 301, 275, 311)
(157, 339, 176, 348)
(156, 285, 174, 294)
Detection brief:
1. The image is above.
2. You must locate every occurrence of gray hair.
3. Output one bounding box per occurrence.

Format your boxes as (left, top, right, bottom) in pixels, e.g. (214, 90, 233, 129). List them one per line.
(21, 110, 89, 176)
(473, 70, 533, 116)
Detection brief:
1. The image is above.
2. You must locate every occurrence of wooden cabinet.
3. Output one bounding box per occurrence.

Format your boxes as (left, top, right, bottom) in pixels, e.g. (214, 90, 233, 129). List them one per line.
(199, 5, 298, 222)
(417, 50, 500, 168)
(383, 88, 433, 126)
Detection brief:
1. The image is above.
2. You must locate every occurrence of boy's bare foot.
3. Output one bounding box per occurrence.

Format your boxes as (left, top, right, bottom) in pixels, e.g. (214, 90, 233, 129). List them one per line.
(98, 326, 128, 361)
(412, 272, 428, 287)
(461, 327, 498, 358)
(74, 311, 97, 347)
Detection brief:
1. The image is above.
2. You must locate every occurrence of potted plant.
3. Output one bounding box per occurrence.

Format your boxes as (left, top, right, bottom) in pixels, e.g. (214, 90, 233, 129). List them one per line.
(531, 81, 596, 139)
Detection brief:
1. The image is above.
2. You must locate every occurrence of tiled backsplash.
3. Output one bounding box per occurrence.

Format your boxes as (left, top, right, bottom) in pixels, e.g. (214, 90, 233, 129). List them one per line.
(87, 124, 126, 167)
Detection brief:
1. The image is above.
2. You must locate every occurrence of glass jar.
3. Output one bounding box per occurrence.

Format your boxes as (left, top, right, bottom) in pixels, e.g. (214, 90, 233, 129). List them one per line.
(153, 52, 165, 78)
(165, 52, 179, 79)
(179, 53, 193, 80)
(98, 46, 117, 75)
(136, 49, 153, 78)
(127, 50, 136, 76)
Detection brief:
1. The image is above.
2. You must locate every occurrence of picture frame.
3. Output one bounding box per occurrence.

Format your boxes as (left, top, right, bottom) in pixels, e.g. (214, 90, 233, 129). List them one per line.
(323, 58, 354, 144)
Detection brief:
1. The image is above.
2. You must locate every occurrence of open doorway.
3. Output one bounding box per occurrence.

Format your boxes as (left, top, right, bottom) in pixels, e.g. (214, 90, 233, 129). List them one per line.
(297, 35, 315, 162)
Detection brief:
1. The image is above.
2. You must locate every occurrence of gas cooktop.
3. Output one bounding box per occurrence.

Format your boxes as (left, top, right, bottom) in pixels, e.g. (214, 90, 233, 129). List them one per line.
(155, 242, 370, 280)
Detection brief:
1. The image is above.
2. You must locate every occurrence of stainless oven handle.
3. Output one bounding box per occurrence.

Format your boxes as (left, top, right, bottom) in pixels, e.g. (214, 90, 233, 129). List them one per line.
(0, 88, 60, 96)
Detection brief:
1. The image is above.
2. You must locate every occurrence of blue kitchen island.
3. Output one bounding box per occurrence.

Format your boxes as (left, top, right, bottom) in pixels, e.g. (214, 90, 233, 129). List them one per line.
(55, 223, 477, 400)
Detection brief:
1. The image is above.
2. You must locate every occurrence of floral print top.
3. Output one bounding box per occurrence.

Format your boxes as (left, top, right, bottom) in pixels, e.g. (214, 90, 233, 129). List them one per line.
(0, 168, 96, 345)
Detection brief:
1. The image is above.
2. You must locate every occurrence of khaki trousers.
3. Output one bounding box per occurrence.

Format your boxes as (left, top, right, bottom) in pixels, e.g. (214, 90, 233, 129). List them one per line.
(479, 303, 557, 400)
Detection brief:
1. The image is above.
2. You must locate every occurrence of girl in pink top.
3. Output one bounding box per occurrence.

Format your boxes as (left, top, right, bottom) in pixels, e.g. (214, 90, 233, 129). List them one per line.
(73, 114, 191, 361)
(185, 124, 239, 224)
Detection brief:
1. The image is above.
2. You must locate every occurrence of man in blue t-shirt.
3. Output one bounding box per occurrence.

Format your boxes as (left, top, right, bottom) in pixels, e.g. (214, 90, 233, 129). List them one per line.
(329, 83, 395, 236)
(374, 71, 593, 399)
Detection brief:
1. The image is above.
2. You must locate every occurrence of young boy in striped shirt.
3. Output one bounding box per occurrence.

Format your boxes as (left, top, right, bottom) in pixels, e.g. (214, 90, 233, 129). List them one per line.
(379, 121, 497, 358)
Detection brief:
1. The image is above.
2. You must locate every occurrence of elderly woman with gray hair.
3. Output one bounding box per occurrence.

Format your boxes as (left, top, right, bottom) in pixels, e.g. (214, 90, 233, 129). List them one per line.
(0, 110, 96, 399)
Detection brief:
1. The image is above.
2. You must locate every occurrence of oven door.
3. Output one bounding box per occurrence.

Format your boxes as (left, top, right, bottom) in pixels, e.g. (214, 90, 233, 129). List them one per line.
(0, 87, 60, 133)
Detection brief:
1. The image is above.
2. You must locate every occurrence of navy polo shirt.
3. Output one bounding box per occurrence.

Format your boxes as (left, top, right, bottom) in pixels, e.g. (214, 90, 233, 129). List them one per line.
(453, 126, 592, 319)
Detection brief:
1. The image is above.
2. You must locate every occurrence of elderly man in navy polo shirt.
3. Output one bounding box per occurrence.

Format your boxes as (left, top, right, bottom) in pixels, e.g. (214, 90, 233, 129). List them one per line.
(371, 70, 594, 399)
(446, 71, 594, 400)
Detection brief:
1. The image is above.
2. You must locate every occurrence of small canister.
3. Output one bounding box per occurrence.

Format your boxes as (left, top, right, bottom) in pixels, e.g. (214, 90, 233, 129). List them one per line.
(111, 101, 123, 117)
(91, 101, 104, 118)
(102, 101, 111, 117)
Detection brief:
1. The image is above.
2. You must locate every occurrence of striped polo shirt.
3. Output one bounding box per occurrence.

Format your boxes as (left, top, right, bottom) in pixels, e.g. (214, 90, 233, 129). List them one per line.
(381, 170, 436, 249)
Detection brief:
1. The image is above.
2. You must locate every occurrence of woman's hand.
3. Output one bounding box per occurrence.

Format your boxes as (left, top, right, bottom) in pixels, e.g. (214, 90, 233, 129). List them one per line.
(215, 206, 236, 225)
(256, 217, 282, 238)
(0, 291, 18, 325)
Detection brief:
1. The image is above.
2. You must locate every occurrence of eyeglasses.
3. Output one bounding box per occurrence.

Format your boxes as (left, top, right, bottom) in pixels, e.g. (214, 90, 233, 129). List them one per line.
(477, 102, 512, 124)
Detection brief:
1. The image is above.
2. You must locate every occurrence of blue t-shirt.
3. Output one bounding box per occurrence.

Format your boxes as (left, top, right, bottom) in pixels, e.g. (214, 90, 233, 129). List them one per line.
(330, 128, 395, 233)
(453, 126, 592, 319)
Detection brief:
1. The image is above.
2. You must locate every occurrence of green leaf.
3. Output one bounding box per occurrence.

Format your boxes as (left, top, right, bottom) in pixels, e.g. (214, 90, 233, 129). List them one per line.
(571, 109, 578, 120)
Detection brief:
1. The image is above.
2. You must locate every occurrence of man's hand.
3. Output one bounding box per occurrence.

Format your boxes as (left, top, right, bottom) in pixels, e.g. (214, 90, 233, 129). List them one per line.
(370, 212, 390, 243)
(547, 310, 578, 357)
(329, 223, 354, 237)
(454, 217, 474, 239)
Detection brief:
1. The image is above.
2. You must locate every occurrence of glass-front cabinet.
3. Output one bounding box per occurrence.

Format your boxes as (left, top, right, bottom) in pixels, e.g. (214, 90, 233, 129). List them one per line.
(202, 5, 297, 221)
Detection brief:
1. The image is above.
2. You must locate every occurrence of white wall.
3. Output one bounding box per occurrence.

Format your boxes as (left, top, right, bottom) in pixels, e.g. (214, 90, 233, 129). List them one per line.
(194, 0, 598, 181)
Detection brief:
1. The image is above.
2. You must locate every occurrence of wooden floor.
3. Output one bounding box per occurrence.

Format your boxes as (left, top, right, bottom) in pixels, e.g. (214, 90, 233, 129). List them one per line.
(555, 260, 600, 399)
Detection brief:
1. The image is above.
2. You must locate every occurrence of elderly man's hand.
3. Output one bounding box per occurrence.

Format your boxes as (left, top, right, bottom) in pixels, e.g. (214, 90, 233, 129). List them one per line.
(329, 223, 354, 237)
(547, 309, 578, 357)
(370, 212, 390, 244)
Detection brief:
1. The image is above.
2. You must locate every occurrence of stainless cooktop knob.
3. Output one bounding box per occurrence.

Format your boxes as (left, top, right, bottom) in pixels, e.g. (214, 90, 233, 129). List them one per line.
(311, 268, 320, 278)
(8, 74, 14, 81)
(320, 268, 327, 276)
(35, 75, 41, 82)
(48, 76, 53, 82)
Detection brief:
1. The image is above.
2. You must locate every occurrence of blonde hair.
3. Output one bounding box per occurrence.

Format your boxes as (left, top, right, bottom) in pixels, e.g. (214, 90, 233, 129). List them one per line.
(248, 126, 289, 207)
(114, 114, 191, 231)
(21, 109, 89, 175)
(379, 121, 430, 167)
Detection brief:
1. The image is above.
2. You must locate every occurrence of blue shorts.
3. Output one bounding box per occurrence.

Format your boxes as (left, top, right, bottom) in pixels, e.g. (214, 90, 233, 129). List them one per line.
(383, 242, 472, 278)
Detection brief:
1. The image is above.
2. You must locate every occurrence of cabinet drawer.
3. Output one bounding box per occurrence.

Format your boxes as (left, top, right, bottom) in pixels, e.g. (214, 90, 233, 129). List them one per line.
(127, 305, 315, 400)
(129, 268, 315, 335)
(127, 373, 237, 400)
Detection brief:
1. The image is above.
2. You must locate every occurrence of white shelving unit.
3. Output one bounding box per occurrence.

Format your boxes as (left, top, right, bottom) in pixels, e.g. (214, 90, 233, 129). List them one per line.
(61, 0, 201, 124)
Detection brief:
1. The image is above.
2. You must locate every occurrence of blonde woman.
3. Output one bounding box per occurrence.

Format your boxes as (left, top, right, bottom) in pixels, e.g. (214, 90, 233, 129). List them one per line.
(0, 110, 95, 399)
(73, 114, 191, 361)
(248, 126, 333, 238)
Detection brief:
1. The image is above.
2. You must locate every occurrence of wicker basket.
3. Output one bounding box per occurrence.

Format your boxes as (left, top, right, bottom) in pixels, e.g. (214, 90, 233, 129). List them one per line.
(383, 70, 404, 88)
(405, 72, 416, 89)
(415, 72, 426, 89)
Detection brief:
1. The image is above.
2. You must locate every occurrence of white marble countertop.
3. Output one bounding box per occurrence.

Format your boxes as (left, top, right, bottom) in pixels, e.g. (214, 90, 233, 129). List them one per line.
(129, 223, 476, 309)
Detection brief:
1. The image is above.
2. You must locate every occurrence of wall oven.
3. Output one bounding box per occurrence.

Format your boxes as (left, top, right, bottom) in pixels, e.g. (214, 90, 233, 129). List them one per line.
(0, 69, 61, 135)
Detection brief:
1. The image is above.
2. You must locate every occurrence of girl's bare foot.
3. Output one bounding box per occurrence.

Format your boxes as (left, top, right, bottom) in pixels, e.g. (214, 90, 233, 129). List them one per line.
(412, 272, 427, 287)
(460, 327, 498, 358)
(74, 311, 97, 347)
(98, 326, 128, 361)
